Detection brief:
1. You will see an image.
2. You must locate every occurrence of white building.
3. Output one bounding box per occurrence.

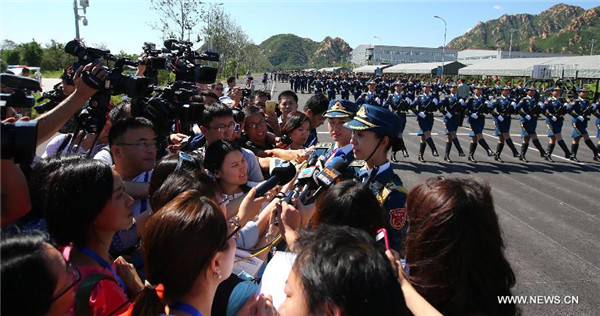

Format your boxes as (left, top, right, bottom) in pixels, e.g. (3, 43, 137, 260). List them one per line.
(457, 49, 576, 64)
(350, 45, 458, 66)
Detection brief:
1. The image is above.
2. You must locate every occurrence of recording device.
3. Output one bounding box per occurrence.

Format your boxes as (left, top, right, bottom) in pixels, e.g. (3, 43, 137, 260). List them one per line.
(280, 134, 293, 146)
(162, 39, 219, 84)
(0, 74, 41, 109)
(282, 143, 332, 204)
(254, 159, 296, 198)
(1, 74, 40, 164)
(299, 156, 349, 205)
(35, 82, 65, 114)
(375, 228, 390, 252)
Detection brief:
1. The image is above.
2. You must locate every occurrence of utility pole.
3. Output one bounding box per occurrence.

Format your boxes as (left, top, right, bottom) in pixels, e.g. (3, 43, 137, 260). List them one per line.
(73, 0, 89, 40)
(434, 16, 447, 79)
(509, 28, 515, 58)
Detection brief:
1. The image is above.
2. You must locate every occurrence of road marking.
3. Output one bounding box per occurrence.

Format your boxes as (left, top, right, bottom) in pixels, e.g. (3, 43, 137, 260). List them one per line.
(432, 117, 600, 172)
(496, 205, 600, 273)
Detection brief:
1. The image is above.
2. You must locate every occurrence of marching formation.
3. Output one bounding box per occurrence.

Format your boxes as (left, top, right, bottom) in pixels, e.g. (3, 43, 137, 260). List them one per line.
(275, 71, 600, 163)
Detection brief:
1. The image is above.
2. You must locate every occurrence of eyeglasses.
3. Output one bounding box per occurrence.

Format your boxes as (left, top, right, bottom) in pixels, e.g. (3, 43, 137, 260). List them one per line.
(175, 152, 194, 171)
(208, 122, 240, 133)
(246, 121, 267, 129)
(116, 141, 157, 150)
(52, 262, 81, 302)
(226, 218, 241, 240)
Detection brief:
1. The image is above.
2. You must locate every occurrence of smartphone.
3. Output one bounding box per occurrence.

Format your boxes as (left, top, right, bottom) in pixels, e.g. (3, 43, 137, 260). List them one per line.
(375, 228, 390, 252)
(265, 100, 276, 114)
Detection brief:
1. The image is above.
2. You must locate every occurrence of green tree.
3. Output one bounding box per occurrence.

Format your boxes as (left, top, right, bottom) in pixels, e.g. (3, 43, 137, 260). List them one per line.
(19, 39, 43, 66)
(149, 0, 205, 42)
(4, 50, 21, 65)
(41, 40, 73, 71)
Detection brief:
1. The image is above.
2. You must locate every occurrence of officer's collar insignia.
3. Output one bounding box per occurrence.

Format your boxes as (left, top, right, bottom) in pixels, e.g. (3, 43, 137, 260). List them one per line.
(357, 106, 367, 118)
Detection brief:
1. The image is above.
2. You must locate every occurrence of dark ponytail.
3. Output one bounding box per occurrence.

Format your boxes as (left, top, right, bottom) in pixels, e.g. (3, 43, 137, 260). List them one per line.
(131, 190, 228, 315)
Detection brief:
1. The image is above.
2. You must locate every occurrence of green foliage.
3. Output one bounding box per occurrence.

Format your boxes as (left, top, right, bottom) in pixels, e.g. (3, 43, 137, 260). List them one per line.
(258, 34, 351, 70)
(41, 40, 73, 71)
(448, 4, 599, 54)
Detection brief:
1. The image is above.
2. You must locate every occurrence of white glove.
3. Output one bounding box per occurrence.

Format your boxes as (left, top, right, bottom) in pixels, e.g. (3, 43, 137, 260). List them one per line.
(405, 97, 411, 103)
(498, 115, 504, 122)
(459, 99, 465, 105)
(538, 101, 545, 107)
(511, 102, 518, 109)
(525, 114, 531, 121)
(577, 115, 584, 122)
(470, 113, 478, 119)
(551, 116, 557, 122)
(418, 112, 426, 119)
(432, 98, 439, 105)
(445, 112, 452, 119)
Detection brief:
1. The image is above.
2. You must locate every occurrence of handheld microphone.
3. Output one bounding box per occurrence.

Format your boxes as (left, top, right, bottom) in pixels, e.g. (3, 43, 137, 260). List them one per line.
(254, 160, 296, 198)
(301, 156, 349, 205)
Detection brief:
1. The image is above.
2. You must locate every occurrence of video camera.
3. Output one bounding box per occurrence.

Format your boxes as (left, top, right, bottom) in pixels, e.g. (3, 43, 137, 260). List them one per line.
(162, 39, 219, 84)
(35, 82, 65, 114)
(0, 74, 40, 164)
(0, 74, 41, 110)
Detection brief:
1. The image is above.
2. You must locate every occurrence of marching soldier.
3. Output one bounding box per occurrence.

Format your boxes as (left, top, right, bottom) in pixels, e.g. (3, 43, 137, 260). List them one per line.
(356, 80, 382, 106)
(439, 84, 466, 162)
(384, 82, 411, 160)
(325, 76, 338, 101)
(517, 86, 547, 162)
(567, 87, 600, 161)
(344, 104, 409, 253)
(339, 74, 352, 100)
(300, 72, 308, 94)
(465, 85, 495, 162)
(489, 86, 521, 162)
(352, 75, 364, 101)
(541, 86, 572, 160)
(412, 83, 439, 162)
(311, 74, 325, 94)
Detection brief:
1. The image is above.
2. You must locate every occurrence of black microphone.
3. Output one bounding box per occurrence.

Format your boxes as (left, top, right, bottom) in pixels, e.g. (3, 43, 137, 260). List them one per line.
(301, 156, 349, 205)
(254, 159, 296, 198)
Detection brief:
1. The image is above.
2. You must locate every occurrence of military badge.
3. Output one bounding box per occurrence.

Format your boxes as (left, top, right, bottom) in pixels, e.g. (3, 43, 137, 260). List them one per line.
(389, 208, 407, 230)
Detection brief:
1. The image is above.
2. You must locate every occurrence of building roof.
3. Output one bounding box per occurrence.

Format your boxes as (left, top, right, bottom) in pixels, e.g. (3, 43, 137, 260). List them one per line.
(383, 61, 465, 74)
(352, 65, 392, 73)
(458, 55, 600, 78)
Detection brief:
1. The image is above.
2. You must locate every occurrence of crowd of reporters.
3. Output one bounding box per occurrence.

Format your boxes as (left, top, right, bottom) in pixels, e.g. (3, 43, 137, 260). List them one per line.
(2, 40, 524, 315)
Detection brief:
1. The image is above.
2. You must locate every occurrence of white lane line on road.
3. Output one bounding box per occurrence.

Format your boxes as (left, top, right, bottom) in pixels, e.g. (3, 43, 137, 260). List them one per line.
(432, 117, 600, 172)
(497, 170, 598, 220)
(497, 205, 600, 273)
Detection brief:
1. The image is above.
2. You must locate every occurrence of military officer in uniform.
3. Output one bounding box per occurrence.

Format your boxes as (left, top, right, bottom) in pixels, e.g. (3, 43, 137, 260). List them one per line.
(568, 87, 600, 161)
(356, 80, 382, 106)
(322, 99, 358, 166)
(383, 82, 411, 160)
(325, 76, 338, 101)
(412, 83, 439, 162)
(344, 104, 409, 253)
(311, 73, 325, 94)
(439, 84, 466, 162)
(339, 74, 352, 100)
(517, 86, 547, 162)
(542, 86, 572, 160)
(489, 86, 521, 162)
(465, 85, 495, 162)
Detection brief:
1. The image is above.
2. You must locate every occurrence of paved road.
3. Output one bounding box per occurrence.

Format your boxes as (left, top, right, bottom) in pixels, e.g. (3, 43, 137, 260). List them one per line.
(264, 79, 600, 315)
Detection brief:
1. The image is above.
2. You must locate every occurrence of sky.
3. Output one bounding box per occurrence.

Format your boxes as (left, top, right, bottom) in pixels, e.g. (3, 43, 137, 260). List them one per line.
(1, 0, 598, 55)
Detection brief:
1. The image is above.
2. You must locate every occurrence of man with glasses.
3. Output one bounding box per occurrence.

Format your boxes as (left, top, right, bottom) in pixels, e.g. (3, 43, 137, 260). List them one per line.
(108, 116, 157, 255)
(196, 104, 264, 183)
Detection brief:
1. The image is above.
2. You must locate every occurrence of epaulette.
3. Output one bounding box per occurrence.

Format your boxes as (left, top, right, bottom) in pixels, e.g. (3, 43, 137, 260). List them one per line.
(375, 180, 409, 205)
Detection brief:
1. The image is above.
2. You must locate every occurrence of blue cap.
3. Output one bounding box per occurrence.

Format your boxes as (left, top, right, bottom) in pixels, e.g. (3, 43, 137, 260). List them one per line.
(525, 86, 537, 91)
(501, 85, 510, 90)
(549, 86, 562, 92)
(324, 99, 358, 118)
(344, 104, 403, 137)
(367, 79, 377, 85)
(576, 87, 589, 93)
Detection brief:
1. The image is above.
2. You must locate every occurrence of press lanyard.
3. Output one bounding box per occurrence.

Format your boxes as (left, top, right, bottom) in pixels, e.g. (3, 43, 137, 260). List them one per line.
(76, 247, 128, 293)
(170, 303, 203, 316)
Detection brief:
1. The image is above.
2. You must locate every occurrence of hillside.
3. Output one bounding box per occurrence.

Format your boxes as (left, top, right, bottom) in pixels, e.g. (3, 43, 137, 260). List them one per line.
(258, 34, 351, 69)
(447, 3, 600, 54)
